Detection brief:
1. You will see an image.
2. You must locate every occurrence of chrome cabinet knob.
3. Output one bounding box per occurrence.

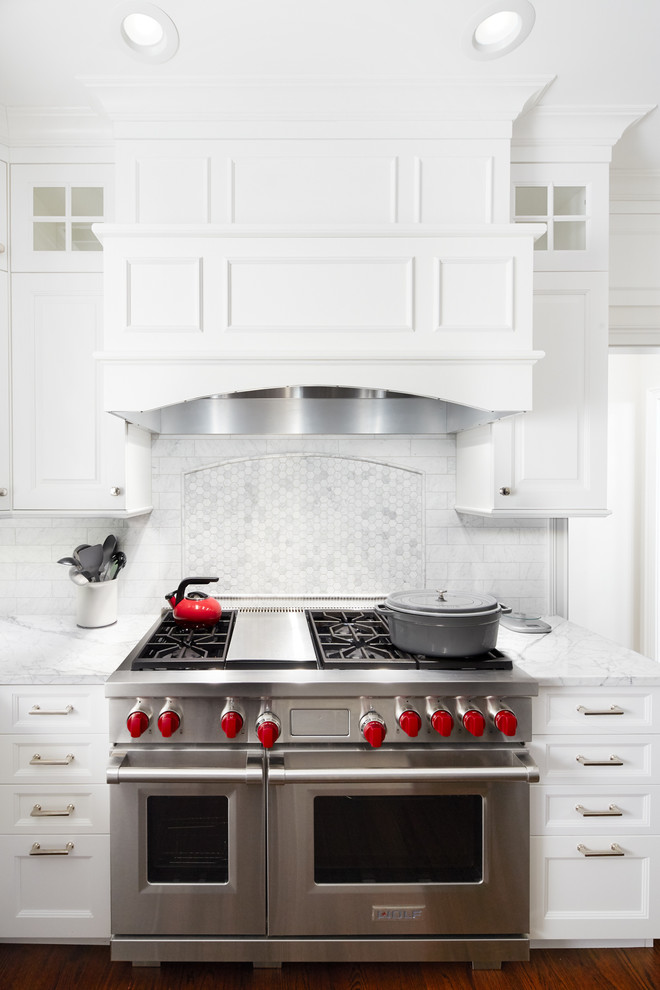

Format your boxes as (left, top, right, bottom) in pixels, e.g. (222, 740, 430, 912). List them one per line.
(498, 487, 511, 496)
(0, 487, 7, 497)
(109, 486, 122, 496)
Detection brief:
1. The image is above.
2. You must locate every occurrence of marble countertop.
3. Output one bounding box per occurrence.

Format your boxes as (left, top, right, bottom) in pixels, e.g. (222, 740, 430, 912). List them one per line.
(0, 612, 659, 686)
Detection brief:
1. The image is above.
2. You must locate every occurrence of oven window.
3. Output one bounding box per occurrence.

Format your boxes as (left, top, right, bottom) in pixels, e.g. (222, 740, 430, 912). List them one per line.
(147, 796, 229, 884)
(314, 795, 482, 884)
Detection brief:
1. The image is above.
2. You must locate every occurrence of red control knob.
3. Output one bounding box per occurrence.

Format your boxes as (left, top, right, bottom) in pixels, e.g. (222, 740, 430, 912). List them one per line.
(399, 710, 422, 737)
(431, 709, 454, 737)
(494, 709, 518, 737)
(363, 720, 386, 748)
(126, 711, 149, 738)
(463, 710, 485, 737)
(157, 711, 180, 738)
(257, 719, 279, 749)
(221, 710, 244, 739)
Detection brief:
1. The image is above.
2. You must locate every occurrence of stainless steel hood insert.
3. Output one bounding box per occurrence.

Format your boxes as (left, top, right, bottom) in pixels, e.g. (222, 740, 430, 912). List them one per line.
(113, 387, 517, 436)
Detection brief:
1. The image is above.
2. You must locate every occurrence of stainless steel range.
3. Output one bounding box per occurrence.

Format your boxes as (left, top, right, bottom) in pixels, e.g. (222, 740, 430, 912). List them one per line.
(105, 599, 539, 971)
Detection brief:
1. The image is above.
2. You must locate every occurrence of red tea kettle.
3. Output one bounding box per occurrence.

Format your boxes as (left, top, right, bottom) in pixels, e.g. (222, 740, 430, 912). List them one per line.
(165, 577, 222, 627)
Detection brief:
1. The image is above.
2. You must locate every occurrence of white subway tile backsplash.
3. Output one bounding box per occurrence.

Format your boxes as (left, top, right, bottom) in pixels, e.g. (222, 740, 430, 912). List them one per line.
(0, 433, 549, 617)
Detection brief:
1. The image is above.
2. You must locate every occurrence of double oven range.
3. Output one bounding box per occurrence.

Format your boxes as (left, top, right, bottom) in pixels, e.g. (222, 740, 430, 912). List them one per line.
(105, 600, 539, 971)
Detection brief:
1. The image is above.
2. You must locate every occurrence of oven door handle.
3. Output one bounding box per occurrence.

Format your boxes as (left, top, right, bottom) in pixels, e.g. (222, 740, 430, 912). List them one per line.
(106, 752, 263, 784)
(268, 751, 539, 785)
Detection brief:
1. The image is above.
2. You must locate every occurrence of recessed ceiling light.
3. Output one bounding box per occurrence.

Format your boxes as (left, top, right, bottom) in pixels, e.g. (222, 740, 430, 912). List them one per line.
(463, 1, 536, 60)
(114, 2, 179, 63)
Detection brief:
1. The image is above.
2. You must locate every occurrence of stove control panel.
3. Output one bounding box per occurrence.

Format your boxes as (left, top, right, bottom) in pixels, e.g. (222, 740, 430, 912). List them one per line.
(110, 692, 532, 745)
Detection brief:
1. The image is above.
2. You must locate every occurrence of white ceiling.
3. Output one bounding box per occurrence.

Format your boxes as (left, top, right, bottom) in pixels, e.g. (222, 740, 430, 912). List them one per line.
(0, 0, 658, 167)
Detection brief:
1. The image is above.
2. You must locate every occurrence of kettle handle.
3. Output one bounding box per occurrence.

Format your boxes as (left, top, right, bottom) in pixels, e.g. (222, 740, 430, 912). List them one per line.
(169, 576, 219, 607)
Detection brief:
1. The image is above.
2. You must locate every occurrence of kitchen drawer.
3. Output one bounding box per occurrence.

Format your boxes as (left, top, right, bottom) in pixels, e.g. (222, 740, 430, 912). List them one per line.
(0, 685, 108, 734)
(0, 735, 108, 784)
(0, 833, 110, 940)
(532, 688, 658, 735)
(529, 737, 660, 783)
(530, 834, 660, 940)
(531, 784, 659, 835)
(0, 784, 109, 833)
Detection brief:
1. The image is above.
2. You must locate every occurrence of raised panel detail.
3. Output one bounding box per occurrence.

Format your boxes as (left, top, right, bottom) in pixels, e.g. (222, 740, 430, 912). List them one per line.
(417, 156, 494, 223)
(126, 258, 202, 332)
(136, 158, 211, 223)
(231, 156, 397, 223)
(436, 258, 513, 330)
(227, 258, 413, 332)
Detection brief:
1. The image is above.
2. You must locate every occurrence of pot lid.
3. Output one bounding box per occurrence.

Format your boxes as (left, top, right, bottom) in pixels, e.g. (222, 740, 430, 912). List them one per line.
(384, 589, 499, 615)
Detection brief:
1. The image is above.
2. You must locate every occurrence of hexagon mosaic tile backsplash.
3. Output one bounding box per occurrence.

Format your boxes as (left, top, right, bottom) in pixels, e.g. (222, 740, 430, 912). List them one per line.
(183, 454, 424, 594)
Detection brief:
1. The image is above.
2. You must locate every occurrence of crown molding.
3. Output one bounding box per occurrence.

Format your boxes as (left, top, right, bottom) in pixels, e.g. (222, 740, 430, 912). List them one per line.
(2, 106, 113, 148)
(512, 104, 656, 161)
(78, 74, 555, 127)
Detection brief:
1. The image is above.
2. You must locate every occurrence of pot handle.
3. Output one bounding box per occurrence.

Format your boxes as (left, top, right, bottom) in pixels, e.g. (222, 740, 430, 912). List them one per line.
(498, 602, 512, 615)
(170, 576, 219, 606)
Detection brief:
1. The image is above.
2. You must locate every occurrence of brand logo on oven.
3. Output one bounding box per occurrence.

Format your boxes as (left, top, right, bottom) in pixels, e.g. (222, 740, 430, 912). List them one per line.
(373, 907, 424, 922)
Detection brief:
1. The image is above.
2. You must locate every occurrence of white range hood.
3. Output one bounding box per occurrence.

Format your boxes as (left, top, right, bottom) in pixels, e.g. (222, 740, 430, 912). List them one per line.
(88, 75, 553, 435)
(97, 223, 545, 433)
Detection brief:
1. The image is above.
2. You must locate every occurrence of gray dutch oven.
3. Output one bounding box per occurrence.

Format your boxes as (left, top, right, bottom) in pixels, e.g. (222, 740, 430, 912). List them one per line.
(377, 589, 511, 658)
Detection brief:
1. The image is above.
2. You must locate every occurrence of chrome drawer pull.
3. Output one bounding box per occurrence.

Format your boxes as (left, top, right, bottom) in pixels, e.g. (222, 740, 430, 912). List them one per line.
(576, 754, 624, 767)
(29, 704, 74, 716)
(577, 843, 625, 857)
(577, 705, 624, 716)
(30, 804, 75, 817)
(575, 803, 623, 817)
(29, 842, 74, 856)
(29, 753, 75, 766)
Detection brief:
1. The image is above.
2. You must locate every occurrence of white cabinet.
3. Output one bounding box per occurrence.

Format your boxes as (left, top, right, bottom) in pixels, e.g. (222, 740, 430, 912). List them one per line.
(10, 273, 151, 513)
(0, 159, 7, 271)
(0, 271, 9, 511)
(529, 686, 660, 941)
(456, 272, 609, 516)
(10, 164, 113, 273)
(511, 163, 609, 272)
(0, 684, 110, 940)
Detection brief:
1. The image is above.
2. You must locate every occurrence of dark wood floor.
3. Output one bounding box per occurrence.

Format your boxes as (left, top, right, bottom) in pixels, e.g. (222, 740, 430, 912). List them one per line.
(0, 943, 659, 990)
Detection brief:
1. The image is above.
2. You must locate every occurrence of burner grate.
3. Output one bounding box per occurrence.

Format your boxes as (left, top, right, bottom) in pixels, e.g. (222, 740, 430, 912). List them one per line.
(131, 611, 236, 670)
(306, 609, 513, 670)
(306, 610, 418, 668)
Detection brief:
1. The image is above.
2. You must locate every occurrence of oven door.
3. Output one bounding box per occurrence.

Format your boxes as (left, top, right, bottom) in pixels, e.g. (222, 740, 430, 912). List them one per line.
(267, 747, 538, 938)
(107, 748, 265, 936)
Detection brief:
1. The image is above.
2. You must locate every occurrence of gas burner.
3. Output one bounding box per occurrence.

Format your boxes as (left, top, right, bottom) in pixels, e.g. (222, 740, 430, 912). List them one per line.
(307, 609, 417, 669)
(306, 609, 512, 670)
(130, 611, 236, 670)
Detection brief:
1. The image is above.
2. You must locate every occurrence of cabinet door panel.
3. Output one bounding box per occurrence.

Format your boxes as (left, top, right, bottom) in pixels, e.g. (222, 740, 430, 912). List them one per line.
(530, 737, 659, 783)
(10, 163, 112, 273)
(0, 272, 9, 510)
(0, 684, 108, 734)
(11, 273, 127, 510)
(0, 784, 109, 833)
(0, 734, 108, 784)
(0, 834, 109, 938)
(532, 688, 658, 735)
(531, 835, 660, 939)
(492, 272, 608, 513)
(531, 785, 659, 835)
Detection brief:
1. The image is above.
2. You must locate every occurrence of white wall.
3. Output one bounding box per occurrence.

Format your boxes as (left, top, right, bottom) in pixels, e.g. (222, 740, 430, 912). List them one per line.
(569, 353, 660, 653)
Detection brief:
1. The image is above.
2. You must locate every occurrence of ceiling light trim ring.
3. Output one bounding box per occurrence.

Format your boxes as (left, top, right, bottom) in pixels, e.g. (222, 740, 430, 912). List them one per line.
(463, 0, 536, 61)
(114, 1, 179, 63)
